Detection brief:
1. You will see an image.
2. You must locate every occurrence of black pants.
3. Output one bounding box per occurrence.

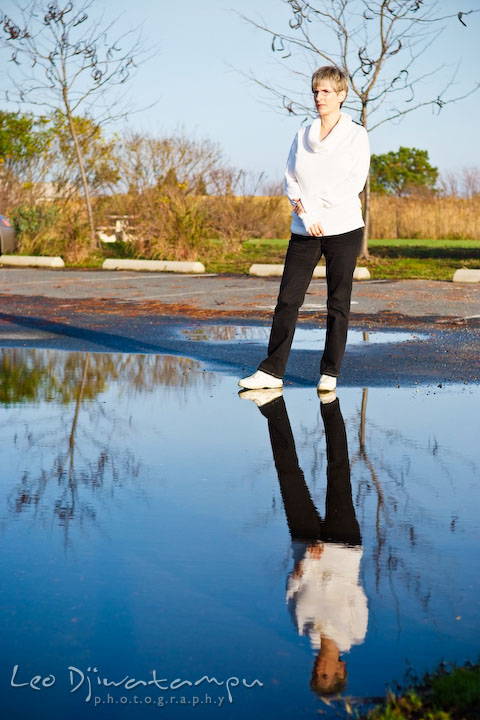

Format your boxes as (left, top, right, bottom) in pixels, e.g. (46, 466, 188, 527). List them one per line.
(260, 395, 361, 546)
(258, 228, 363, 379)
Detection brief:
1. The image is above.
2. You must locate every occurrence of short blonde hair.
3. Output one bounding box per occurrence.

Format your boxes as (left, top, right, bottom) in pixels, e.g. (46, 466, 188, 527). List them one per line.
(311, 66, 348, 104)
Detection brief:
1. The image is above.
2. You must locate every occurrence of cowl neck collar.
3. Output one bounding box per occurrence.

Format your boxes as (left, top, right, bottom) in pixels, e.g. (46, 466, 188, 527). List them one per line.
(306, 112, 352, 153)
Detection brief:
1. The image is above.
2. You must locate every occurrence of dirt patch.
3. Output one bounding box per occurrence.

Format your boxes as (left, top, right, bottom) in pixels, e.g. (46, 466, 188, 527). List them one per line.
(0, 294, 475, 330)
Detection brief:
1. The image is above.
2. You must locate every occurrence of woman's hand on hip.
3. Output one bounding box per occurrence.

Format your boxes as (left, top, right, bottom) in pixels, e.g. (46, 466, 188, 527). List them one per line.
(307, 221, 325, 237)
(292, 198, 305, 216)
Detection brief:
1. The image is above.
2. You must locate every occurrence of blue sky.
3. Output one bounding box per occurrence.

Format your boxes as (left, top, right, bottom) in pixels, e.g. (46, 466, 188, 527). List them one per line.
(1, 0, 479, 185)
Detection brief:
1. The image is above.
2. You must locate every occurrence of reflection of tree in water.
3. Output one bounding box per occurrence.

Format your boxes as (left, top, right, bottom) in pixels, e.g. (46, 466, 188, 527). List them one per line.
(0, 349, 215, 406)
(349, 389, 479, 625)
(183, 325, 268, 343)
(0, 348, 215, 547)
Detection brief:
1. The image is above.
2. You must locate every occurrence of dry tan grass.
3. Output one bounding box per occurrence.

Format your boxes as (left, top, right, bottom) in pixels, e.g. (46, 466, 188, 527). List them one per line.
(369, 195, 480, 239)
(10, 191, 480, 267)
(259, 195, 480, 240)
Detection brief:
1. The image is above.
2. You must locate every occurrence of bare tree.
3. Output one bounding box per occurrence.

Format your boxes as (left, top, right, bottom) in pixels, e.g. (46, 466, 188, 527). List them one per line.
(120, 130, 224, 196)
(240, 1, 479, 257)
(0, 0, 149, 247)
(438, 165, 480, 197)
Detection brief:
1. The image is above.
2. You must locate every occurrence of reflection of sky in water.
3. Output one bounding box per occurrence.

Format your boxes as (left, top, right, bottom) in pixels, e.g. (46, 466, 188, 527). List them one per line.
(0, 348, 478, 719)
(182, 325, 429, 349)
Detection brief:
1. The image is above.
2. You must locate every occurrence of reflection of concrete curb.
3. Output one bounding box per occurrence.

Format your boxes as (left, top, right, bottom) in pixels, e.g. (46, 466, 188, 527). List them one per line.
(453, 269, 480, 283)
(249, 263, 370, 280)
(102, 259, 205, 273)
(0, 254, 65, 268)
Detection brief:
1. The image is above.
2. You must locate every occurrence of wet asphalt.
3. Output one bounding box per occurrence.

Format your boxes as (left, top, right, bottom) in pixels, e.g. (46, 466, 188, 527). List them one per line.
(0, 267, 479, 387)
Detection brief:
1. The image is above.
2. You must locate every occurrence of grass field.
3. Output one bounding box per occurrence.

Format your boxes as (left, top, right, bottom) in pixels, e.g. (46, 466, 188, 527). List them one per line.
(245, 238, 480, 249)
(205, 238, 480, 279)
(360, 663, 480, 720)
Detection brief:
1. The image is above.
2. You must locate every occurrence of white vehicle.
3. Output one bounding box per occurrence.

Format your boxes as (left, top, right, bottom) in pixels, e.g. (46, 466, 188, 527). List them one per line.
(0, 215, 16, 253)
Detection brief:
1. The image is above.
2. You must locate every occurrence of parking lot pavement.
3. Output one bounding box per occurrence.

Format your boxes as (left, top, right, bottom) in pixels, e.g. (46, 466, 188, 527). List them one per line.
(0, 268, 479, 385)
(0, 268, 479, 324)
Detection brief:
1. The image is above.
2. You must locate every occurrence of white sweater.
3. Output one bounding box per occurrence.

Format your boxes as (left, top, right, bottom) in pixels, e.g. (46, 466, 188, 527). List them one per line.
(284, 113, 370, 237)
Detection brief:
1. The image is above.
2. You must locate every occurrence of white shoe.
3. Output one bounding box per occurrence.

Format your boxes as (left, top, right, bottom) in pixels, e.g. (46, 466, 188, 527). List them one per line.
(319, 390, 337, 405)
(238, 388, 283, 407)
(238, 370, 283, 390)
(317, 374, 337, 393)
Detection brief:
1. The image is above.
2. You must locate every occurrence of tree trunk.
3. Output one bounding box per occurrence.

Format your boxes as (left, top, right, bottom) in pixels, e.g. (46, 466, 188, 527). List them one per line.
(360, 173, 371, 259)
(359, 102, 370, 260)
(63, 90, 97, 249)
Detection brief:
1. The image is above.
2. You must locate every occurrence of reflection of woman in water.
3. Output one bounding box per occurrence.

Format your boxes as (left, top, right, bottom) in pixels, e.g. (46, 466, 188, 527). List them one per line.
(257, 393, 368, 696)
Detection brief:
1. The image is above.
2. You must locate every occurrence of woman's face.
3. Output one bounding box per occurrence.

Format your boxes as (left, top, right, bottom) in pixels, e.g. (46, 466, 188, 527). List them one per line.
(312, 80, 346, 118)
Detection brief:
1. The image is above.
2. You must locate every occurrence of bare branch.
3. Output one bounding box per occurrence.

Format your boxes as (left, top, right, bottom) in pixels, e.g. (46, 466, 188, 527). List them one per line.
(369, 81, 480, 130)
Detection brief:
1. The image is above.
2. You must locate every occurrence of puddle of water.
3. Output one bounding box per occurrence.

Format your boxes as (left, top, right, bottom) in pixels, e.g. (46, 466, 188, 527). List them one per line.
(182, 325, 428, 349)
(0, 348, 478, 719)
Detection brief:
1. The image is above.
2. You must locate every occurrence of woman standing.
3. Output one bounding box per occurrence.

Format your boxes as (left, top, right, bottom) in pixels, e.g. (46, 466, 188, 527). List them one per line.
(239, 66, 370, 393)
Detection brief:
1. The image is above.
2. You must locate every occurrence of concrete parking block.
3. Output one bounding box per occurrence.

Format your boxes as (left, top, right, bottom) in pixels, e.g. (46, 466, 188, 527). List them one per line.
(353, 267, 371, 280)
(250, 263, 370, 280)
(0, 255, 65, 268)
(249, 263, 327, 278)
(249, 264, 284, 277)
(313, 266, 327, 278)
(102, 259, 205, 273)
(453, 269, 480, 283)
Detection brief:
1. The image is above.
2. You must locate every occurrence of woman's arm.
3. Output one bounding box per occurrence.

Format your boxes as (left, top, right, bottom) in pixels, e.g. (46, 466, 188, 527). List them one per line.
(285, 133, 325, 236)
(284, 133, 303, 206)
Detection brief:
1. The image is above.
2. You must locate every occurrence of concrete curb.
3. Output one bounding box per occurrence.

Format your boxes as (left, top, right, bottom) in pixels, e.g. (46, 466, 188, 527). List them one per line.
(453, 269, 480, 283)
(353, 267, 371, 280)
(249, 263, 288, 277)
(249, 263, 370, 280)
(0, 254, 65, 268)
(102, 259, 205, 273)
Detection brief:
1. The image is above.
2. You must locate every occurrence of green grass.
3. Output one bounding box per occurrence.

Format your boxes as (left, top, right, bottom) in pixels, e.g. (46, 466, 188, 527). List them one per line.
(362, 663, 480, 720)
(431, 665, 480, 710)
(243, 238, 290, 248)
(203, 238, 480, 279)
(55, 236, 480, 280)
(244, 237, 480, 249)
(361, 257, 480, 281)
(369, 238, 480, 249)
